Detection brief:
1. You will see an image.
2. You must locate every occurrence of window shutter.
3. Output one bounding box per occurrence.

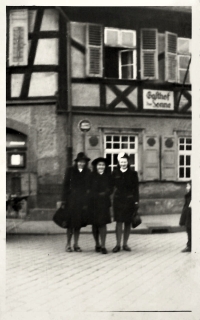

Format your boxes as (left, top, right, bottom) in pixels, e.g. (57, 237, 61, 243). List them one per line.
(177, 38, 191, 55)
(178, 55, 191, 84)
(165, 32, 177, 82)
(158, 33, 165, 81)
(86, 23, 103, 77)
(121, 30, 136, 47)
(105, 28, 136, 48)
(143, 135, 160, 181)
(140, 29, 158, 80)
(9, 9, 28, 66)
(105, 28, 119, 46)
(161, 136, 177, 181)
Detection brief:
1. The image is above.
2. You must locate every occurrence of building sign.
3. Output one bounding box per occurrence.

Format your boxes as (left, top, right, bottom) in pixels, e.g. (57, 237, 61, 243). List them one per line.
(143, 90, 174, 110)
(79, 119, 91, 132)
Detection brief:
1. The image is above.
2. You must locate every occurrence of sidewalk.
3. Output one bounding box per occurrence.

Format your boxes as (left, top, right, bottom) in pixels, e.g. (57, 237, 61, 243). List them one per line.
(6, 214, 184, 234)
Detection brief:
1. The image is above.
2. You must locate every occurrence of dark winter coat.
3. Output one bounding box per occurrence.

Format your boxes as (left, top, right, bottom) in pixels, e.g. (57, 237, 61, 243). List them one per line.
(89, 171, 113, 227)
(61, 165, 91, 229)
(112, 167, 139, 223)
(179, 191, 191, 229)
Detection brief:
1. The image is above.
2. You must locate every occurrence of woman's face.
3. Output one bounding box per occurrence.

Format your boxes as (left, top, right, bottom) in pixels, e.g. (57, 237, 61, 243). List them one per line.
(186, 183, 191, 193)
(77, 160, 86, 170)
(119, 158, 128, 170)
(96, 162, 106, 174)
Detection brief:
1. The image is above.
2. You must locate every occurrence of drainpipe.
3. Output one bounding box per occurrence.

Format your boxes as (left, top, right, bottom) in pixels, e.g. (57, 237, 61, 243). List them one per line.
(176, 56, 191, 109)
(56, 7, 72, 166)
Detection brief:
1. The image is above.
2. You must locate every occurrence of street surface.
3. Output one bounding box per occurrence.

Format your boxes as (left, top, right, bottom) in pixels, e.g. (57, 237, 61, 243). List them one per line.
(4, 232, 200, 320)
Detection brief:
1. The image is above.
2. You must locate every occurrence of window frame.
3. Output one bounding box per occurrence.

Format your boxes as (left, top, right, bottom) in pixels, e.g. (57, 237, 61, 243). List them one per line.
(104, 134, 138, 172)
(177, 136, 192, 181)
(118, 49, 137, 80)
(7, 151, 26, 169)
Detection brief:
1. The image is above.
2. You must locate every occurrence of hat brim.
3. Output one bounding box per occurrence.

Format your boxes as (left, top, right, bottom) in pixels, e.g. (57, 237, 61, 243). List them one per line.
(74, 157, 90, 162)
(91, 157, 109, 166)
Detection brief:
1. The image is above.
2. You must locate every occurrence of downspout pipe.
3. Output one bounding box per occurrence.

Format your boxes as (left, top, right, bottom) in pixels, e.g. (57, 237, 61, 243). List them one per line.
(56, 7, 72, 166)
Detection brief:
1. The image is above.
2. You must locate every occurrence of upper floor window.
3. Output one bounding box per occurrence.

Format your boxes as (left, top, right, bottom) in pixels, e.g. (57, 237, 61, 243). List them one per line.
(104, 27, 137, 80)
(85, 24, 191, 84)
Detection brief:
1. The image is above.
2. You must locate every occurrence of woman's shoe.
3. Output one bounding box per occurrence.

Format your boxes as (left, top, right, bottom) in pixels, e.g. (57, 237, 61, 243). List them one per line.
(74, 245, 82, 252)
(112, 245, 121, 253)
(101, 248, 108, 254)
(95, 245, 101, 252)
(181, 247, 191, 252)
(66, 246, 73, 252)
(123, 245, 131, 251)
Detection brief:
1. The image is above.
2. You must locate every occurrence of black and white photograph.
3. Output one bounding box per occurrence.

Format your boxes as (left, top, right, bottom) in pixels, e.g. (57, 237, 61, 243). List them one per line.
(2, 2, 200, 320)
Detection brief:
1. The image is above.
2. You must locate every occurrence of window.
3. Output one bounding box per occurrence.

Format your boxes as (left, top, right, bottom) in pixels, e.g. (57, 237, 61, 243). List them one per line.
(119, 50, 136, 79)
(6, 128, 27, 170)
(104, 27, 137, 79)
(7, 152, 26, 168)
(104, 134, 138, 172)
(178, 137, 192, 180)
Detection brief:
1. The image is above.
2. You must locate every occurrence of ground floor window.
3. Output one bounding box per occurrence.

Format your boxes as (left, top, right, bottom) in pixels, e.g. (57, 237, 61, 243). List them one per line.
(104, 134, 138, 172)
(178, 137, 192, 180)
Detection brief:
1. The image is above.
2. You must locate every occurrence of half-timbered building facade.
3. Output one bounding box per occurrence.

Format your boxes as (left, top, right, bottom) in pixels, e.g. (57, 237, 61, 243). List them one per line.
(6, 6, 191, 219)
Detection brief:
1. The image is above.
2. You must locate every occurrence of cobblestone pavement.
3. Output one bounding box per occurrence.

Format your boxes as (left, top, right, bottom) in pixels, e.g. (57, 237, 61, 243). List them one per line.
(4, 233, 200, 320)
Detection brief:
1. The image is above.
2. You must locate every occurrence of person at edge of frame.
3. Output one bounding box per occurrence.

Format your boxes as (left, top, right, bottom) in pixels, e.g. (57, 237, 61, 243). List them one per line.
(180, 181, 192, 253)
(61, 152, 91, 252)
(89, 157, 113, 254)
(112, 152, 139, 253)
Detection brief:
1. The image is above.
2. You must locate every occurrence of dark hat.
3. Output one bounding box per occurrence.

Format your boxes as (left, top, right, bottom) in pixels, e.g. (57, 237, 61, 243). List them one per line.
(74, 152, 90, 162)
(91, 157, 109, 166)
(117, 152, 129, 161)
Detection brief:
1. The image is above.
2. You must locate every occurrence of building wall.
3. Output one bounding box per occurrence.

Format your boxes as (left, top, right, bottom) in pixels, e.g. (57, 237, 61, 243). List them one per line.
(6, 7, 191, 219)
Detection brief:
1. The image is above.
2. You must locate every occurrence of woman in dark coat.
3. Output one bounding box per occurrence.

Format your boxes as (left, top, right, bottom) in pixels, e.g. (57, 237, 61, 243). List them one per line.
(61, 152, 91, 252)
(112, 152, 139, 253)
(180, 181, 191, 252)
(90, 157, 113, 254)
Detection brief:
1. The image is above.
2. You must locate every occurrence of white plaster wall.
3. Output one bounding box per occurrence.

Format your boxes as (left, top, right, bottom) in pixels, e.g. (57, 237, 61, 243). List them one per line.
(28, 72, 58, 97)
(11, 74, 24, 97)
(40, 9, 59, 31)
(34, 39, 58, 65)
(72, 84, 100, 106)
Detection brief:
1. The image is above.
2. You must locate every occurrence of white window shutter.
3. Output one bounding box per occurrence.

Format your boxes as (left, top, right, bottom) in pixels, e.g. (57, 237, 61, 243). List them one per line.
(121, 30, 136, 47)
(86, 23, 103, 77)
(143, 135, 160, 181)
(178, 38, 191, 55)
(158, 33, 165, 81)
(177, 55, 191, 84)
(9, 9, 28, 66)
(161, 136, 177, 181)
(104, 28, 119, 46)
(140, 29, 158, 80)
(105, 28, 136, 48)
(165, 32, 177, 82)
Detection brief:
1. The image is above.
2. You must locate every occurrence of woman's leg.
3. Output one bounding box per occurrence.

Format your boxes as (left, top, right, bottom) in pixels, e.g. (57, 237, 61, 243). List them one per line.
(116, 222, 123, 246)
(112, 222, 123, 252)
(99, 225, 107, 248)
(66, 228, 73, 252)
(74, 228, 81, 248)
(187, 226, 191, 250)
(123, 223, 131, 250)
(92, 225, 100, 247)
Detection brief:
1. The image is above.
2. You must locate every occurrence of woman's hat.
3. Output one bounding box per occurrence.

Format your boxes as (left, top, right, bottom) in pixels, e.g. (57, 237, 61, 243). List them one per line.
(74, 152, 90, 162)
(117, 152, 129, 161)
(91, 157, 109, 166)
